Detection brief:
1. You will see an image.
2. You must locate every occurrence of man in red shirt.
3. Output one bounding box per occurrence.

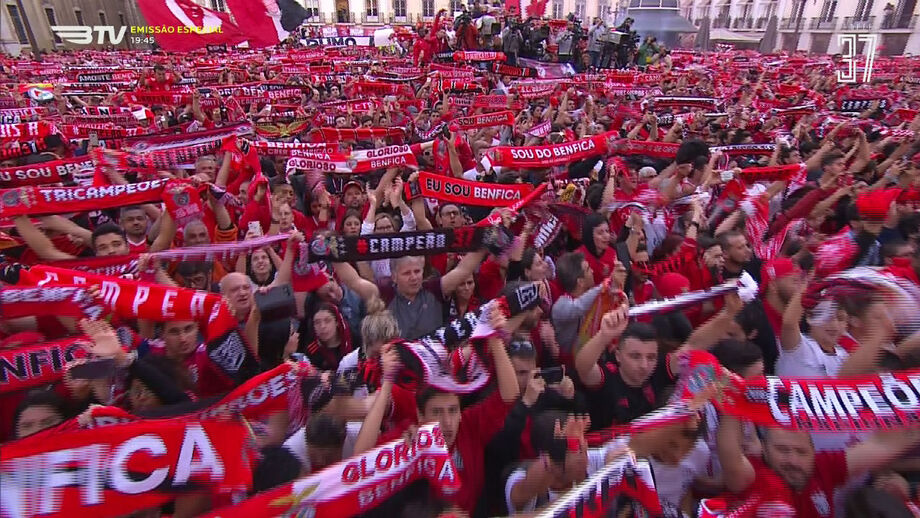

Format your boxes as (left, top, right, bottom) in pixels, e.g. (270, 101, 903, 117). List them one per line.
(142, 64, 179, 91)
(718, 416, 920, 517)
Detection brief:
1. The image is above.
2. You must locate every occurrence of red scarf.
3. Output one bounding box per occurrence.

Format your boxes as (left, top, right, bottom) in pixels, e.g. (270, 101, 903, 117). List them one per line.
(0, 121, 58, 141)
(0, 178, 171, 217)
(0, 337, 87, 394)
(74, 362, 310, 428)
(453, 51, 506, 62)
(24, 266, 258, 390)
(411, 171, 534, 207)
(203, 423, 458, 518)
(489, 132, 615, 168)
(454, 110, 515, 130)
(314, 127, 406, 142)
(1, 418, 253, 517)
(614, 139, 681, 158)
(0, 156, 94, 187)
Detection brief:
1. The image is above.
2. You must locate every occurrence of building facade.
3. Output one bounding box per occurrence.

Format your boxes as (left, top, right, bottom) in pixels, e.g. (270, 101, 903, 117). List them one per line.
(1, 0, 146, 55)
(775, 0, 919, 55)
(683, 0, 920, 54)
(197, 0, 628, 28)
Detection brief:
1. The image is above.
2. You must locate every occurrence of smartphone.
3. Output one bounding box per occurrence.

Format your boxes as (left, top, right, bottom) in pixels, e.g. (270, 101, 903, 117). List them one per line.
(88, 132, 99, 149)
(539, 366, 565, 384)
(248, 221, 263, 236)
(69, 357, 116, 380)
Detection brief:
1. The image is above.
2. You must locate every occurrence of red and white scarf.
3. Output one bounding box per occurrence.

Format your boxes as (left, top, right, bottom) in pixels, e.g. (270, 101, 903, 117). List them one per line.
(203, 423, 459, 518)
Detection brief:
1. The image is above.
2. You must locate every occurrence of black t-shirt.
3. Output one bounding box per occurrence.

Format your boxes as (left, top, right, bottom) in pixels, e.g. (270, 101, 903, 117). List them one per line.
(585, 354, 676, 430)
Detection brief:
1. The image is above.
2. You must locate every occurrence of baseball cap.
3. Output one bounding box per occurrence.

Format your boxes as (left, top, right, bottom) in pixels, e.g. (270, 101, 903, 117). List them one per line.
(760, 257, 802, 294)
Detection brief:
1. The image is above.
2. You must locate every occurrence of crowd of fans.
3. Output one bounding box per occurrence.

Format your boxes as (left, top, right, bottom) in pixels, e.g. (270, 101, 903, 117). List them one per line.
(3, 7, 920, 518)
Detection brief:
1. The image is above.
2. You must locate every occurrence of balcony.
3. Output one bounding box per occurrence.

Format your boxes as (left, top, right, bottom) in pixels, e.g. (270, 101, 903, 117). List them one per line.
(732, 17, 753, 29)
(779, 16, 801, 30)
(713, 16, 731, 28)
(809, 17, 837, 30)
(755, 16, 768, 29)
(360, 12, 381, 23)
(841, 15, 874, 30)
(880, 14, 918, 30)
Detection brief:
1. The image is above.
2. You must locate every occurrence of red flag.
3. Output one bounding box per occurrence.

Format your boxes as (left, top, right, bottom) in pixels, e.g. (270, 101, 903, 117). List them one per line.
(225, 0, 288, 48)
(526, 0, 549, 18)
(136, 0, 247, 52)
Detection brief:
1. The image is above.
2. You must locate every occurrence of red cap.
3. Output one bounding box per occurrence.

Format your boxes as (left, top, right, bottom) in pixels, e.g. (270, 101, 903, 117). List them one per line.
(855, 188, 901, 221)
(760, 257, 801, 294)
(655, 272, 690, 298)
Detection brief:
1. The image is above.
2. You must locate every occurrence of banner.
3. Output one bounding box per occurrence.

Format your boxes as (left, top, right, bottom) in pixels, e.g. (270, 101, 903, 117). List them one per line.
(203, 423, 458, 518)
(1, 419, 253, 518)
(411, 171, 533, 207)
(0, 156, 93, 187)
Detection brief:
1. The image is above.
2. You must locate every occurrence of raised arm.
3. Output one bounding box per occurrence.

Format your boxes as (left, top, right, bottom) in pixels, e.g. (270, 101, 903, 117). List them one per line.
(441, 249, 487, 296)
(847, 427, 920, 479)
(716, 414, 756, 493)
(331, 261, 380, 302)
(574, 306, 628, 388)
(270, 231, 303, 288)
(14, 216, 76, 261)
(780, 284, 805, 351)
(352, 345, 399, 454)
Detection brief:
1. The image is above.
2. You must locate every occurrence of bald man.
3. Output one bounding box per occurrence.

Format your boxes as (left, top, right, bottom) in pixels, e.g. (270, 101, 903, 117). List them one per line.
(220, 272, 254, 322)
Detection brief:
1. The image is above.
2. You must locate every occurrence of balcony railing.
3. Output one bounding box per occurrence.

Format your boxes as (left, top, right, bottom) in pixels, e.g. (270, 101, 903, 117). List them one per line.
(755, 16, 767, 28)
(809, 16, 837, 30)
(841, 15, 874, 30)
(880, 14, 918, 29)
(713, 16, 731, 28)
(732, 17, 753, 29)
(361, 12, 380, 23)
(779, 16, 800, 30)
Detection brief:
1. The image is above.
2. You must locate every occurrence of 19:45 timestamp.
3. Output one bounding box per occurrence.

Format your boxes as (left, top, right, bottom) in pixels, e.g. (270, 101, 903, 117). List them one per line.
(130, 36, 155, 44)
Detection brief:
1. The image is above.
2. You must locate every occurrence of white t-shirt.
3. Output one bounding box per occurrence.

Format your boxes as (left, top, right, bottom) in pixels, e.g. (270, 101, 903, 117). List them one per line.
(777, 334, 863, 453)
(775, 333, 848, 378)
(504, 446, 610, 514)
(282, 421, 362, 473)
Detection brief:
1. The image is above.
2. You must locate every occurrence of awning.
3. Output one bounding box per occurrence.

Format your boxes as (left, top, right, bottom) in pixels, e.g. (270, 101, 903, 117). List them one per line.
(709, 28, 763, 43)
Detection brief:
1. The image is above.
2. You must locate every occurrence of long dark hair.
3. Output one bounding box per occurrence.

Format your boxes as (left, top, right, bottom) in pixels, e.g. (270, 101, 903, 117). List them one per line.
(581, 212, 607, 257)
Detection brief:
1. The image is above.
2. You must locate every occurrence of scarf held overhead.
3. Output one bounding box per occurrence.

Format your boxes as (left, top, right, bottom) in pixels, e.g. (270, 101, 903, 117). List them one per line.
(306, 226, 502, 262)
(409, 171, 534, 207)
(0, 179, 171, 218)
(489, 132, 616, 168)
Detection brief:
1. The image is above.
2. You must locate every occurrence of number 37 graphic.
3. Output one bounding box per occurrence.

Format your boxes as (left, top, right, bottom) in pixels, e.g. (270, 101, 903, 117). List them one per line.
(837, 34, 879, 83)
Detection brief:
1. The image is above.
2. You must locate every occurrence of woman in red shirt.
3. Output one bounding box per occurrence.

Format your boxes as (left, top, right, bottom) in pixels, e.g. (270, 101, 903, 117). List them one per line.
(577, 213, 619, 285)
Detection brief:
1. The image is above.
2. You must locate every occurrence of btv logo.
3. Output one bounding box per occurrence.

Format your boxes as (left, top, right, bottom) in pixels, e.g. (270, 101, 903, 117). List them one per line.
(51, 26, 127, 45)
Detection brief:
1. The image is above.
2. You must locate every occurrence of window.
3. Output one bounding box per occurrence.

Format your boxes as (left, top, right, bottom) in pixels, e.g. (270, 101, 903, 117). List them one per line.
(598, 0, 609, 18)
(99, 11, 107, 25)
(575, 0, 586, 20)
(75, 9, 84, 26)
(423, 0, 435, 17)
(45, 7, 61, 44)
(552, 0, 563, 19)
(366, 0, 378, 17)
(819, 0, 836, 20)
(303, 0, 320, 20)
(210, 0, 226, 10)
(450, 0, 462, 12)
(854, 0, 874, 20)
(6, 5, 28, 44)
(394, 0, 407, 17)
